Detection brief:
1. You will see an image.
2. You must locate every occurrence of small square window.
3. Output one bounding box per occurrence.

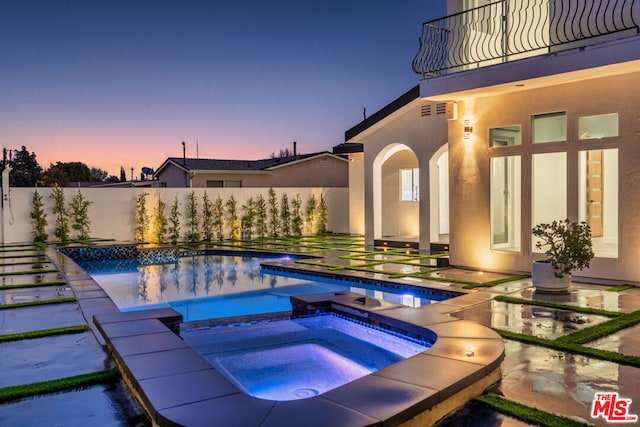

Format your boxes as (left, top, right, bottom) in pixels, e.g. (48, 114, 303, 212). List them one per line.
(579, 113, 618, 139)
(490, 125, 521, 147)
(532, 112, 566, 144)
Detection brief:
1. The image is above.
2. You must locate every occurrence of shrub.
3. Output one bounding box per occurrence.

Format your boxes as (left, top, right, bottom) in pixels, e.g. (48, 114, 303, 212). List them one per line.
(30, 189, 48, 243)
(153, 198, 167, 244)
(50, 184, 69, 242)
(532, 219, 594, 278)
(212, 195, 225, 241)
(268, 187, 279, 237)
(201, 192, 214, 242)
(134, 192, 149, 243)
(168, 196, 181, 245)
(185, 191, 200, 243)
(69, 190, 92, 240)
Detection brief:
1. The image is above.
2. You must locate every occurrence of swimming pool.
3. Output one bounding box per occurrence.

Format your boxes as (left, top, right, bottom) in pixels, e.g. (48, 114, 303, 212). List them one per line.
(79, 253, 454, 322)
(185, 313, 431, 401)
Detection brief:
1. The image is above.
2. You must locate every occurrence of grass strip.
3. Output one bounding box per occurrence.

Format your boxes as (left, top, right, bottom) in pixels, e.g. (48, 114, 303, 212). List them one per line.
(0, 244, 39, 249)
(557, 310, 640, 345)
(494, 295, 621, 317)
(474, 393, 592, 427)
(338, 250, 416, 260)
(460, 275, 530, 289)
(0, 368, 120, 403)
(0, 247, 41, 253)
(0, 324, 90, 342)
(386, 267, 453, 279)
(295, 259, 344, 267)
(0, 297, 77, 310)
(0, 260, 49, 267)
(0, 269, 59, 276)
(606, 284, 635, 292)
(0, 254, 46, 259)
(495, 329, 640, 367)
(0, 280, 68, 290)
(396, 271, 526, 287)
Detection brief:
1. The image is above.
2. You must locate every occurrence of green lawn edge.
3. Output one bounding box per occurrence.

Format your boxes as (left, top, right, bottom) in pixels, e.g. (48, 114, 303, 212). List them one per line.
(496, 330, 640, 367)
(475, 393, 592, 427)
(0, 324, 90, 342)
(0, 280, 68, 290)
(0, 297, 77, 310)
(494, 295, 621, 317)
(0, 368, 120, 403)
(557, 309, 640, 345)
(0, 268, 59, 276)
(606, 284, 635, 292)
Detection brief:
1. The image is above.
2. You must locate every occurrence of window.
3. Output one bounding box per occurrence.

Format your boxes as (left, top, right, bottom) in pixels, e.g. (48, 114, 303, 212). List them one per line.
(206, 180, 242, 188)
(490, 125, 521, 147)
(532, 112, 566, 143)
(579, 149, 618, 258)
(579, 113, 619, 140)
(400, 168, 419, 201)
(491, 156, 521, 251)
(532, 153, 567, 252)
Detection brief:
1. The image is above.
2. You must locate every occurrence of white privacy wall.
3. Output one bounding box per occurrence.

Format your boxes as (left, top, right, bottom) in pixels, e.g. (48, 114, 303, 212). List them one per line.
(0, 187, 349, 244)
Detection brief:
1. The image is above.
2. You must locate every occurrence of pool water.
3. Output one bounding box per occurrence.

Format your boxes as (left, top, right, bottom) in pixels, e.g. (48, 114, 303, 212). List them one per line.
(80, 254, 451, 321)
(183, 314, 430, 401)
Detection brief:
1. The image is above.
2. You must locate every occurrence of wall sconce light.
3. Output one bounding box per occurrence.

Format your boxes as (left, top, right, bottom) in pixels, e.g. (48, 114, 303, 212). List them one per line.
(463, 119, 474, 140)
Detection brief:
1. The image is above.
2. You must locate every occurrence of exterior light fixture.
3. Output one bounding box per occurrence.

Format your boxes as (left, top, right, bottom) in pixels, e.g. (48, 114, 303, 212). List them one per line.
(463, 119, 474, 140)
(465, 345, 475, 357)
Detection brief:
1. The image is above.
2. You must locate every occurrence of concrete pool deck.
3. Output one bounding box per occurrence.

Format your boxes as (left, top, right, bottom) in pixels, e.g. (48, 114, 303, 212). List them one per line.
(1, 244, 639, 426)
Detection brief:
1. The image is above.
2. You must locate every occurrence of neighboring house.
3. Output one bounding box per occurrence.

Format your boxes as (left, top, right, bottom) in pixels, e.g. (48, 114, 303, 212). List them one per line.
(153, 152, 348, 188)
(342, 0, 640, 283)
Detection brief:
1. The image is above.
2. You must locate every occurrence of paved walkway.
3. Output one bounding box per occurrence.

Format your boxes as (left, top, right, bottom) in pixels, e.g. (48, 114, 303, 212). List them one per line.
(0, 243, 638, 426)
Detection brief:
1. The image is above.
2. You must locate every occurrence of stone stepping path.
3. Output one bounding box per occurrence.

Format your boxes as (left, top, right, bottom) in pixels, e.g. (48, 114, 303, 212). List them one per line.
(0, 302, 84, 335)
(0, 272, 66, 287)
(0, 331, 111, 388)
(0, 380, 148, 426)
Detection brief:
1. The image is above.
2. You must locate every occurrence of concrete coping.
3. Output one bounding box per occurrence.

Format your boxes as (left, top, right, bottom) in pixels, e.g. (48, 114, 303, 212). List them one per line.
(94, 291, 504, 427)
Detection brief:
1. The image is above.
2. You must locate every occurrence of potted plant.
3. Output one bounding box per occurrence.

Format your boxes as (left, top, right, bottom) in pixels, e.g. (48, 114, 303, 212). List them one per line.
(531, 219, 594, 293)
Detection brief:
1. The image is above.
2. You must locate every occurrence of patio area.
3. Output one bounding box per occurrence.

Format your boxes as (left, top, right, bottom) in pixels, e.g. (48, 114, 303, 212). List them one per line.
(0, 236, 639, 426)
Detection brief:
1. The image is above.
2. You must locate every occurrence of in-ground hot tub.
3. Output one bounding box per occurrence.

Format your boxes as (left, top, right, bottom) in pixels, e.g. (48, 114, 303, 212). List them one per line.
(184, 313, 432, 401)
(91, 289, 505, 426)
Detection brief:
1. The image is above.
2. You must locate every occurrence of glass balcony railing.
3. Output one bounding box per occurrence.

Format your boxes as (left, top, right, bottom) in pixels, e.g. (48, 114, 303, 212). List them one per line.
(412, 0, 639, 78)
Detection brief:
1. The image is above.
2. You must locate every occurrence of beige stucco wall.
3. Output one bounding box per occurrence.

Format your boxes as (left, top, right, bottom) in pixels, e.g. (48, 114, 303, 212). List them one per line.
(381, 150, 419, 237)
(350, 100, 449, 247)
(447, 70, 640, 283)
(1, 187, 349, 243)
(348, 152, 365, 235)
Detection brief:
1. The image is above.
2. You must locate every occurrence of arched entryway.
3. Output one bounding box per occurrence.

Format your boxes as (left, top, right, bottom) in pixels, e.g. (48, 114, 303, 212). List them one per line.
(373, 144, 420, 245)
(429, 143, 449, 245)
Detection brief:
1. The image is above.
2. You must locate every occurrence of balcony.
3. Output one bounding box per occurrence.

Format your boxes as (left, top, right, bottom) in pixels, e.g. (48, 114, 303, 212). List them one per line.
(412, 0, 639, 78)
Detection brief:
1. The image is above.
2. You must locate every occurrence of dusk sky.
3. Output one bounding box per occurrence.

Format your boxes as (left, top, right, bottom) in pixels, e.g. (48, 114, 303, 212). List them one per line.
(2, 1, 445, 178)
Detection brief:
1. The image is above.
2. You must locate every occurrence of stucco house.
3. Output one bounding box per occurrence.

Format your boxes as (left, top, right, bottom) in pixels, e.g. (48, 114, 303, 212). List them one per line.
(153, 152, 349, 188)
(341, 0, 640, 283)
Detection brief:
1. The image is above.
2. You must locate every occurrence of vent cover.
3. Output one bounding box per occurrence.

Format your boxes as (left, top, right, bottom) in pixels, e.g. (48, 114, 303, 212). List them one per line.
(436, 103, 447, 114)
(420, 104, 432, 116)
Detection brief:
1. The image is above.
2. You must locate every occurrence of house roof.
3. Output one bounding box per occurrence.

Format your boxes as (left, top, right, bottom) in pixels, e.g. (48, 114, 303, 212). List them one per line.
(344, 85, 419, 141)
(154, 151, 346, 176)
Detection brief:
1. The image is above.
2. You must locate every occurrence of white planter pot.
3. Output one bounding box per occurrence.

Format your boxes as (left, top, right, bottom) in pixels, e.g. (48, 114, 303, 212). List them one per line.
(531, 260, 571, 293)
